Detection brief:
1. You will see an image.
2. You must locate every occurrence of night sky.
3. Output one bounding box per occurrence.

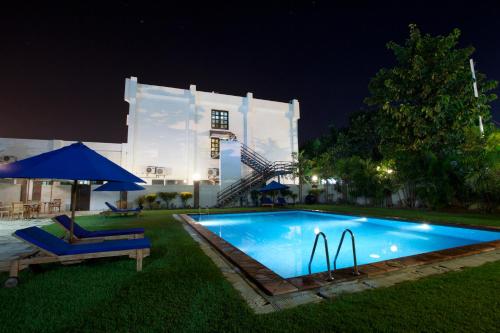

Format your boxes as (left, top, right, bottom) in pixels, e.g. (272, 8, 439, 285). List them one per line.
(1, 1, 499, 146)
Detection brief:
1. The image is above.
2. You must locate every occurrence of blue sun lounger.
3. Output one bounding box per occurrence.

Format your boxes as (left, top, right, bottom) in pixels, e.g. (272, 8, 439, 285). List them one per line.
(4, 226, 151, 287)
(53, 215, 145, 241)
(260, 197, 274, 207)
(276, 197, 288, 206)
(104, 202, 142, 217)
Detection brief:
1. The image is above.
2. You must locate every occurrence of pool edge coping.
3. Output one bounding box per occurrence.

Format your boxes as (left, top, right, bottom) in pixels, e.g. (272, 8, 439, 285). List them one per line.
(179, 209, 500, 296)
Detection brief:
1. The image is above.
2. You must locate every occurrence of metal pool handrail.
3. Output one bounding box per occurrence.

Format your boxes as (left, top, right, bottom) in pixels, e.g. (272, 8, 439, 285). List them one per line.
(333, 229, 360, 276)
(308, 232, 334, 281)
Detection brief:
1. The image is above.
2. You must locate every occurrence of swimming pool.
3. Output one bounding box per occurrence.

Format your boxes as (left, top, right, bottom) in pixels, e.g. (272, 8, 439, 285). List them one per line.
(189, 210, 500, 279)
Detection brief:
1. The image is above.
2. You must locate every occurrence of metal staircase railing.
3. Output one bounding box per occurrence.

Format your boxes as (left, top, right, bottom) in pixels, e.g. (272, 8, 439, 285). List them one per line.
(216, 142, 294, 207)
(216, 161, 294, 207)
(240, 144, 270, 172)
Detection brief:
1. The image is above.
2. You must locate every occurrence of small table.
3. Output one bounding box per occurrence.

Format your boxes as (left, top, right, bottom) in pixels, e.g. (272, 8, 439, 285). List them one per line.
(23, 204, 41, 219)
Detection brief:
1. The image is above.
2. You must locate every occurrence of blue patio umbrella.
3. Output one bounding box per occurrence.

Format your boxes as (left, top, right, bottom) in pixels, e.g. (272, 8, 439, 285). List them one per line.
(258, 181, 289, 192)
(94, 181, 145, 209)
(94, 181, 145, 192)
(0, 142, 144, 240)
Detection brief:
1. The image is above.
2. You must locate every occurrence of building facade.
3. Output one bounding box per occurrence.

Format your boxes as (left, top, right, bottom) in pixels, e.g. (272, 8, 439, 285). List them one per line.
(123, 77, 300, 185)
(0, 78, 300, 208)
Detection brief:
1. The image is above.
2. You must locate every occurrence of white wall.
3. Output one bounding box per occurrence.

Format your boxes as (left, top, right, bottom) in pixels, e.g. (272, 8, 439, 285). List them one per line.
(0, 138, 123, 166)
(40, 184, 72, 210)
(0, 183, 21, 204)
(124, 77, 300, 185)
(220, 141, 241, 190)
(89, 186, 120, 211)
(119, 184, 219, 209)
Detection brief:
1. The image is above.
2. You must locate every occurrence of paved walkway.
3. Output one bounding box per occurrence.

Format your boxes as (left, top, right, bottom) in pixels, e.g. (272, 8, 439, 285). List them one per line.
(0, 219, 53, 271)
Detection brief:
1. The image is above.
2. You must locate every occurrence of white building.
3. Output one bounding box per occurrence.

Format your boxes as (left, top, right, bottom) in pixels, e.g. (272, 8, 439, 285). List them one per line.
(0, 78, 300, 208)
(124, 77, 300, 185)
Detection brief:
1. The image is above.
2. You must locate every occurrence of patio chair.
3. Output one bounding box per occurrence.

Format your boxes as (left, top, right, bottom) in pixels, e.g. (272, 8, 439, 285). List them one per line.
(4, 226, 151, 287)
(104, 202, 142, 217)
(0, 202, 10, 219)
(53, 214, 145, 241)
(10, 202, 24, 219)
(49, 199, 62, 213)
(260, 197, 274, 207)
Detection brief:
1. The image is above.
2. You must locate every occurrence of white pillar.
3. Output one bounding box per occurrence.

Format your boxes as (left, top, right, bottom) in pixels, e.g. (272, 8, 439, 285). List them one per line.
(124, 76, 138, 172)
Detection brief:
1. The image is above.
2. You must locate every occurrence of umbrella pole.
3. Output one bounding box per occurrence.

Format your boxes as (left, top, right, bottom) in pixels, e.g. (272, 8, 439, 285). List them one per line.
(70, 180, 77, 243)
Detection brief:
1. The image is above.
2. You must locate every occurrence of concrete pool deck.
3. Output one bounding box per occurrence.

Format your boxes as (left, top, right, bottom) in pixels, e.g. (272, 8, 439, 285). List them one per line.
(0, 211, 102, 272)
(177, 212, 500, 313)
(0, 218, 54, 271)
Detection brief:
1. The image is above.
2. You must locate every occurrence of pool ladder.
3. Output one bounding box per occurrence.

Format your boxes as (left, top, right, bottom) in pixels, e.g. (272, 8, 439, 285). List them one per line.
(308, 228, 360, 281)
(308, 232, 334, 281)
(333, 229, 360, 276)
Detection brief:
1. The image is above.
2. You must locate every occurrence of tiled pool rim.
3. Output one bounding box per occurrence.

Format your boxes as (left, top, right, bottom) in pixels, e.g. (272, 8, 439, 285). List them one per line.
(179, 209, 500, 296)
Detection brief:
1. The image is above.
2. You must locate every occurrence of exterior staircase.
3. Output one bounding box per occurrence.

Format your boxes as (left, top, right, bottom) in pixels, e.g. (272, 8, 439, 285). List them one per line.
(216, 143, 294, 207)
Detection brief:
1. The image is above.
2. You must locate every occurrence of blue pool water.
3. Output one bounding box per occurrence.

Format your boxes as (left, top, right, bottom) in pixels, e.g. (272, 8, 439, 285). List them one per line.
(189, 210, 500, 278)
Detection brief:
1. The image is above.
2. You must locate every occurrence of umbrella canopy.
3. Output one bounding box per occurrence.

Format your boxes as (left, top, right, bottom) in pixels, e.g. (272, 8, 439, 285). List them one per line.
(0, 142, 144, 241)
(94, 181, 145, 192)
(0, 142, 144, 183)
(258, 180, 289, 192)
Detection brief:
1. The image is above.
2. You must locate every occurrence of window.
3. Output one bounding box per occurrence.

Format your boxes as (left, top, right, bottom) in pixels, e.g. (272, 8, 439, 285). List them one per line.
(151, 179, 165, 185)
(211, 137, 220, 159)
(211, 110, 229, 130)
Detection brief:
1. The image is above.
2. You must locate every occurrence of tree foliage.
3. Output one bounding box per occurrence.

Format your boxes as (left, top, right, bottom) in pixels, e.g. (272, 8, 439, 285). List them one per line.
(300, 25, 499, 210)
(366, 24, 497, 157)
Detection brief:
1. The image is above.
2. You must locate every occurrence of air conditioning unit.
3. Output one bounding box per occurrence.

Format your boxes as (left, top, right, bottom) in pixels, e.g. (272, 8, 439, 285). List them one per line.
(145, 166, 157, 174)
(156, 167, 172, 177)
(161, 167, 172, 176)
(0, 155, 17, 164)
(208, 168, 219, 178)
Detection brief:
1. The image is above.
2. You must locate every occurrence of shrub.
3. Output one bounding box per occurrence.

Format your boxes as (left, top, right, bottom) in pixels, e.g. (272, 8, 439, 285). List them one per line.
(308, 188, 324, 198)
(145, 193, 157, 209)
(136, 195, 146, 209)
(157, 192, 178, 209)
(250, 190, 260, 207)
(179, 192, 193, 208)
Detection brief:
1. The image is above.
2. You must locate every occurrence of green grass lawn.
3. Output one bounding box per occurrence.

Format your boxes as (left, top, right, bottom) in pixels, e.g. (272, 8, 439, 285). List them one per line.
(0, 206, 499, 332)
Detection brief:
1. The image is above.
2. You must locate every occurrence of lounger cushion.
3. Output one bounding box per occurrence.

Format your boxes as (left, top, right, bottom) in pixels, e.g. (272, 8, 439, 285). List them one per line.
(15, 227, 69, 255)
(54, 215, 144, 239)
(105, 202, 141, 213)
(277, 197, 287, 205)
(15, 227, 151, 256)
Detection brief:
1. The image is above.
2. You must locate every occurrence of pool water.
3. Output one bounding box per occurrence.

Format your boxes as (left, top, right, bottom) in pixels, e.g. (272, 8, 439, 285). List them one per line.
(189, 210, 500, 278)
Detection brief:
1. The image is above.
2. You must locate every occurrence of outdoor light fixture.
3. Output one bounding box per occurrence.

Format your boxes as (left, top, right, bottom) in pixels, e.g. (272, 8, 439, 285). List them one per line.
(311, 175, 318, 182)
(469, 58, 484, 136)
